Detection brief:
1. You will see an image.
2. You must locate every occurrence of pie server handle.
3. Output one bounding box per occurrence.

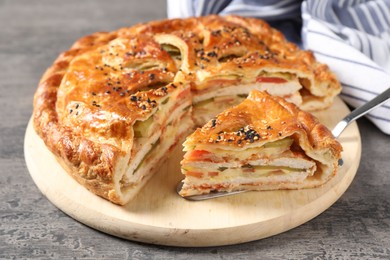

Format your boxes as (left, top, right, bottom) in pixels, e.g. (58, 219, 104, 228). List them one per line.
(332, 87, 390, 138)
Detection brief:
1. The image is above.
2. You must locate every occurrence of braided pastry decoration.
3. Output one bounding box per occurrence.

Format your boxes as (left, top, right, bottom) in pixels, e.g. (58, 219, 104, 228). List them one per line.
(33, 15, 340, 205)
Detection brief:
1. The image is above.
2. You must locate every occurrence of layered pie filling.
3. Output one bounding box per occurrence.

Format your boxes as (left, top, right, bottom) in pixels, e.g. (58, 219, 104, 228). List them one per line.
(180, 137, 317, 196)
(192, 72, 307, 126)
(116, 84, 192, 200)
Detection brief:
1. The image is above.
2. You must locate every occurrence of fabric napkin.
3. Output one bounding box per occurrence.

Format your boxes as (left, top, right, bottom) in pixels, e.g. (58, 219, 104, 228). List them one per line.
(302, 0, 390, 135)
(167, 0, 390, 135)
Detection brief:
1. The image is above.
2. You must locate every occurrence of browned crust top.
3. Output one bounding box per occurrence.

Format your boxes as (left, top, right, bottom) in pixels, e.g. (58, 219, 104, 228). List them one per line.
(186, 90, 342, 158)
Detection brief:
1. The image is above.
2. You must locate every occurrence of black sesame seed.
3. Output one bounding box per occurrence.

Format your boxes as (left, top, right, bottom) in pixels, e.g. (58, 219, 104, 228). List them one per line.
(207, 51, 217, 57)
(141, 105, 146, 110)
(91, 92, 96, 96)
(211, 119, 217, 128)
(130, 96, 137, 102)
(149, 73, 155, 80)
(211, 30, 221, 36)
(69, 109, 73, 114)
(75, 104, 79, 109)
(237, 140, 242, 144)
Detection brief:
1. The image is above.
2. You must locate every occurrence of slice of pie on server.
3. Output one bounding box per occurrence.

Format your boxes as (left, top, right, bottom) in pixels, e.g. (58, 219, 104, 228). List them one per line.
(179, 90, 342, 196)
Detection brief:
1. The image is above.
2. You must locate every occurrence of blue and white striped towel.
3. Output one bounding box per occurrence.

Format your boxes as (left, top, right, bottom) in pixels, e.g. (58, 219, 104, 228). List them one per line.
(167, 0, 390, 135)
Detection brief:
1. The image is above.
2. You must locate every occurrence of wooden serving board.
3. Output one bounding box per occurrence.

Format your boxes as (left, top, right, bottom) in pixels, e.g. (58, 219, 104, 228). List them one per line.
(24, 97, 361, 247)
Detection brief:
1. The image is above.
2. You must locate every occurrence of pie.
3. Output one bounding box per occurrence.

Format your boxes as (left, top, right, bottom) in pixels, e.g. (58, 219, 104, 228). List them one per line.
(33, 15, 341, 205)
(179, 90, 342, 196)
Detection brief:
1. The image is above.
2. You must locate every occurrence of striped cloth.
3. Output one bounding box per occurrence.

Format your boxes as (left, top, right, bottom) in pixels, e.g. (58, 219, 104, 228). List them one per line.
(167, 0, 390, 135)
(302, 0, 390, 135)
(167, 0, 304, 44)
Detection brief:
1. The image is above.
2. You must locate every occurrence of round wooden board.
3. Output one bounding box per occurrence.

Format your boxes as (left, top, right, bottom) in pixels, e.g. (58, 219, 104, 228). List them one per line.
(24, 97, 361, 247)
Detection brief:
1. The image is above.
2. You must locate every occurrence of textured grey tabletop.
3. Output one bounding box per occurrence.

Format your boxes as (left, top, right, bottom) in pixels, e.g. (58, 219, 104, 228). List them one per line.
(1, 0, 390, 259)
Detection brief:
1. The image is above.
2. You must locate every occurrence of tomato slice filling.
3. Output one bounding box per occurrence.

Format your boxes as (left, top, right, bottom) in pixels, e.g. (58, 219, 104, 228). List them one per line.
(256, 76, 288, 84)
(184, 150, 223, 162)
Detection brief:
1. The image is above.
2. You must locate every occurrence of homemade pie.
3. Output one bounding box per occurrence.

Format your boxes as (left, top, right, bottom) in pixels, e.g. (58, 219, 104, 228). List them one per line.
(180, 90, 342, 196)
(33, 15, 341, 205)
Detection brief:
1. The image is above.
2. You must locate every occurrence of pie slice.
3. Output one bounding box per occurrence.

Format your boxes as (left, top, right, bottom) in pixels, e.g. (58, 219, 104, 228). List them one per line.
(179, 90, 342, 196)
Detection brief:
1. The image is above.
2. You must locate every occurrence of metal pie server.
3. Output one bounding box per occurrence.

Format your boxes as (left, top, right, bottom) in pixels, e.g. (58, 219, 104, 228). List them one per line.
(177, 88, 390, 201)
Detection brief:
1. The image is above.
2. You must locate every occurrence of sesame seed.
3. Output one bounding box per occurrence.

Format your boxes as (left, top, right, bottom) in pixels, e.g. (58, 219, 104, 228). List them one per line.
(207, 51, 217, 57)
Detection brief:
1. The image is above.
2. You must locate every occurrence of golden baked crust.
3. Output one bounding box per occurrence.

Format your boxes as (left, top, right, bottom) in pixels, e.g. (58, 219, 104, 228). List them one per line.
(185, 90, 342, 152)
(180, 90, 343, 196)
(33, 15, 341, 205)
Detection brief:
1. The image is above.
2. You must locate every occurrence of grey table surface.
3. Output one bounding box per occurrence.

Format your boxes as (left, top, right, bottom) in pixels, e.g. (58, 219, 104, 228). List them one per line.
(1, 0, 390, 259)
